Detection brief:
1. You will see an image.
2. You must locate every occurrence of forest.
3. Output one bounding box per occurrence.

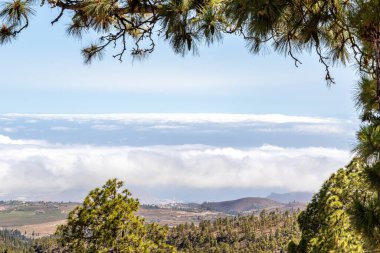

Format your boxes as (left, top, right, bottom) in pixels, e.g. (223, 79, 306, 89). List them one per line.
(0, 208, 301, 253)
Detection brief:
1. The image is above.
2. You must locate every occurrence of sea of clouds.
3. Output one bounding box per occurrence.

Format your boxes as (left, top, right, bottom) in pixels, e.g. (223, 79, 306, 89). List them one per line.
(0, 114, 356, 202)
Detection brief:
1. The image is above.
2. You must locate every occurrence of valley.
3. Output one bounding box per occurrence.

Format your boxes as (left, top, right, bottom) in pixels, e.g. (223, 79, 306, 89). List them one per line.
(0, 195, 307, 238)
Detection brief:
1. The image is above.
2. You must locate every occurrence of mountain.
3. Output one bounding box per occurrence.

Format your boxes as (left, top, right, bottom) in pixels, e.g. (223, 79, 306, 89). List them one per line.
(266, 192, 314, 204)
(200, 197, 283, 214)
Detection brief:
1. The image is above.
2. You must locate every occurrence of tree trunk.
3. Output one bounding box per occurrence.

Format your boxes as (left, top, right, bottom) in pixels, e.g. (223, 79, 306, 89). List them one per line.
(375, 36, 380, 109)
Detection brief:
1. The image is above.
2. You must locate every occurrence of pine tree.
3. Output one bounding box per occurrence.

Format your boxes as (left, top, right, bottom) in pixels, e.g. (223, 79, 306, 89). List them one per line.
(349, 77, 380, 249)
(55, 179, 175, 253)
(288, 162, 368, 252)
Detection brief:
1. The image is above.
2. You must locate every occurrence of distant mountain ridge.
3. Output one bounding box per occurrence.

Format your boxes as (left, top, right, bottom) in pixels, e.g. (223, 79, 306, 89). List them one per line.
(200, 197, 283, 214)
(266, 192, 314, 204)
(143, 193, 311, 214)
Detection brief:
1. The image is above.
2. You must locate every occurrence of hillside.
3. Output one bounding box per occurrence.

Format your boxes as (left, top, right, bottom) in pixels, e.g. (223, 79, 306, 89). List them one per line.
(0, 198, 306, 238)
(266, 192, 314, 204)
(168, 210, 300, 253)
(201, 197, 283, 214)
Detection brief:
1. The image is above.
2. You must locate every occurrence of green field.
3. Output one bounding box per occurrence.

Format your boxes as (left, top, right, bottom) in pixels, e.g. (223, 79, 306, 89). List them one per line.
(0, 202, 76, 227)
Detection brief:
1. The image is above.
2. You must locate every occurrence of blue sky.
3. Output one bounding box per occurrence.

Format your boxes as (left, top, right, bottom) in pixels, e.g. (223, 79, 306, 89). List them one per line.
(0, 6, 361, 203)
(0, 5, 357, 116)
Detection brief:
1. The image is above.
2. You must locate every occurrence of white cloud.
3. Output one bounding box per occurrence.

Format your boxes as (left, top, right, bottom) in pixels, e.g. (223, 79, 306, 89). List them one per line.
(0, 135, 46, 145)
(3, 113, 339, 123)
(255, 123, 352, 135)
(148, 125, 188, 130)
(292, 124, 347, 134)
(1, 113, 356, 138)
(0, 135, 351, 201)
(91, 124, 123, 131)
(50, 126, 75, 131)
(0, 127, 16, 133)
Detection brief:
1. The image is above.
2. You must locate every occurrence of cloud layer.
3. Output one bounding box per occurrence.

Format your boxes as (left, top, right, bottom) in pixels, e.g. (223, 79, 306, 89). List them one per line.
(4, 113, 348, 125)
(0, 135, 350, 202)
(0, 113, 356, 149)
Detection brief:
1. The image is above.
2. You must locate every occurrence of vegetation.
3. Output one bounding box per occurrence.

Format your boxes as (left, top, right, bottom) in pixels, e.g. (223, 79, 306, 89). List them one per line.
(1, 167, 375, 252)
(0, 213, 302, 253)
(200, 197, 282, 214)
(288, 161, 368, 252)
(284, 74, 380, 251)
(0, 229, 32, 252)
(0, 179, 301, 253)
(55, 179, 175, 252)
(349, 76, 380, 249)
(168, 210, 300, 253)
(0, 202, 74, 228)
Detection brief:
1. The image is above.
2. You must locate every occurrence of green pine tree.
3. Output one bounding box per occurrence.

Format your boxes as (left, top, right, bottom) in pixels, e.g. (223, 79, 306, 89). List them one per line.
(55, 179, 175, 253)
